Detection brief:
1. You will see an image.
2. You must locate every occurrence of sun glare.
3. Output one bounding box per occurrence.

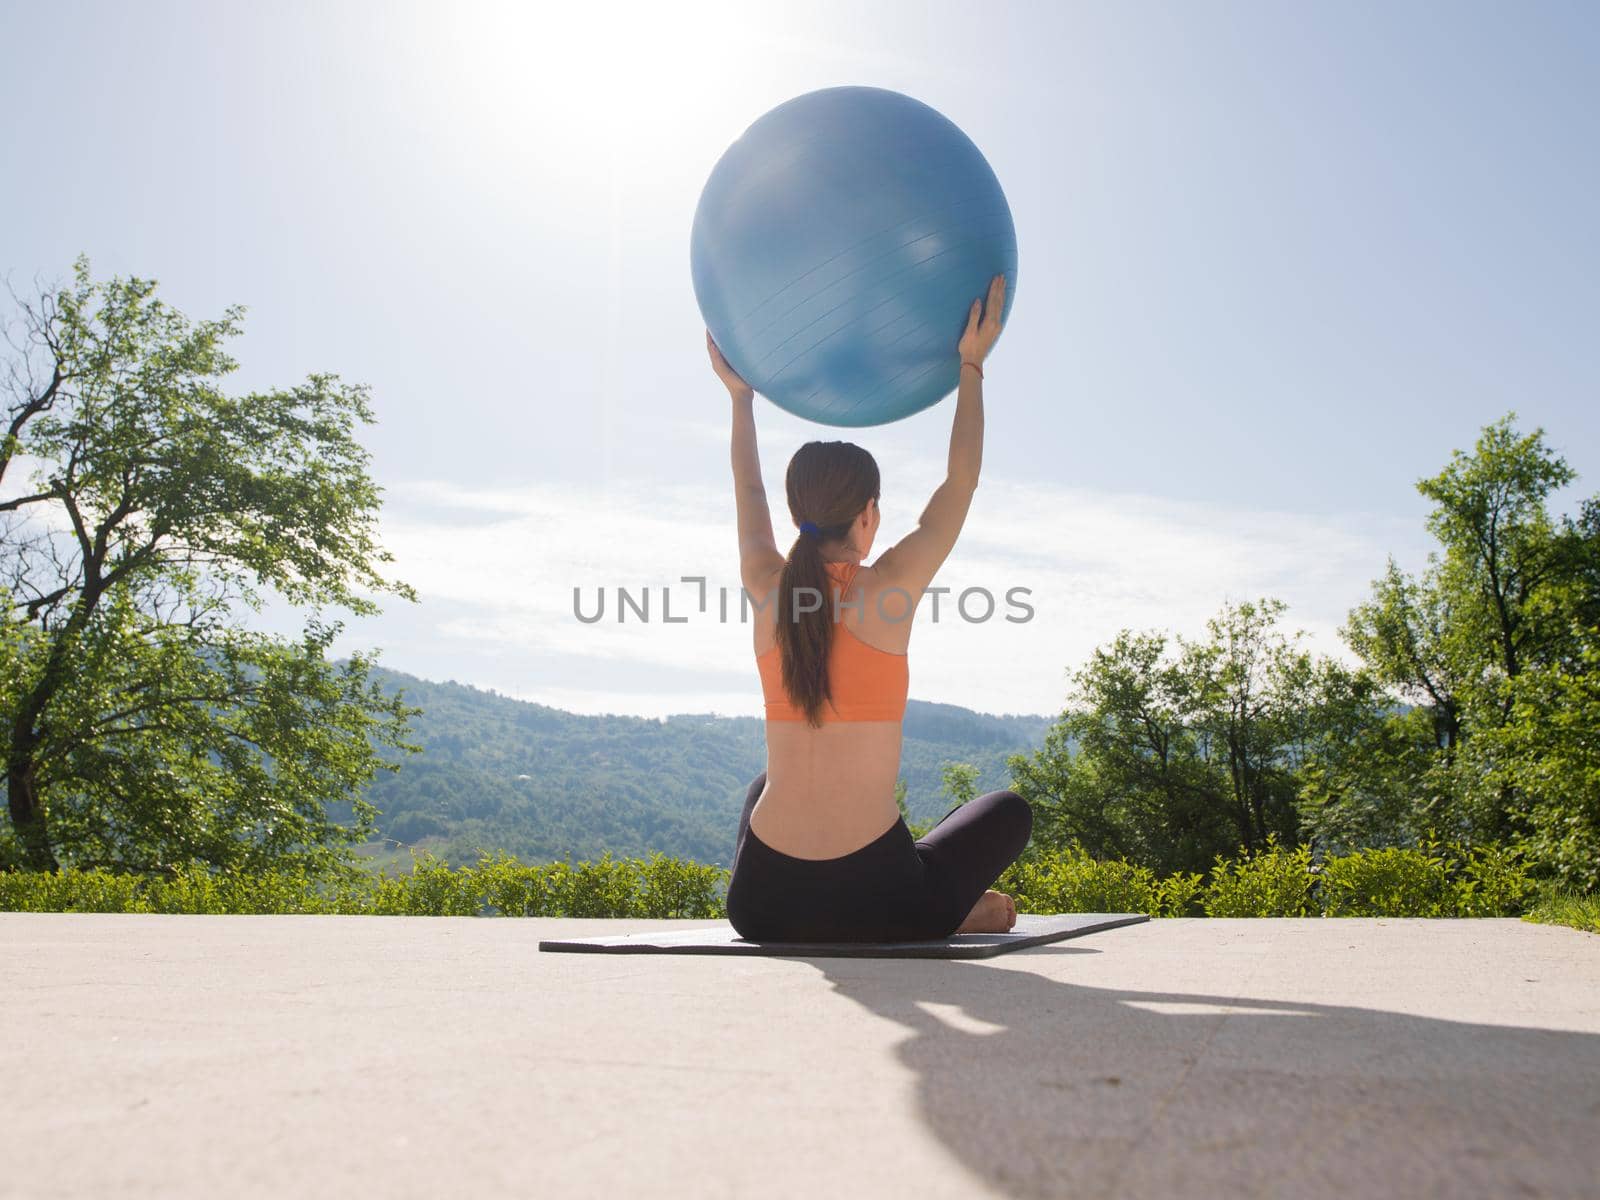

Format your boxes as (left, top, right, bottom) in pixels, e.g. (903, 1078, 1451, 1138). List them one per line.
(436, 2, 774, 181)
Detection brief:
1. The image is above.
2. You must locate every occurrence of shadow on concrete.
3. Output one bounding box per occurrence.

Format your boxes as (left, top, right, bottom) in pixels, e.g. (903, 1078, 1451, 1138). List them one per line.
(815, 951, 1600, 1199)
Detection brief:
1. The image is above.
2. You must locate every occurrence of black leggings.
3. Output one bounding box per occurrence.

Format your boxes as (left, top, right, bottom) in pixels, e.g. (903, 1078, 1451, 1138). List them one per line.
(725, 771, 1034, 943)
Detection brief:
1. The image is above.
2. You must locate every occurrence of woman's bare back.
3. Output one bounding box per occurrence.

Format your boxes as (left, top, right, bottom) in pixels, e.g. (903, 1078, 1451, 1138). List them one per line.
(747, 562, 912, 858)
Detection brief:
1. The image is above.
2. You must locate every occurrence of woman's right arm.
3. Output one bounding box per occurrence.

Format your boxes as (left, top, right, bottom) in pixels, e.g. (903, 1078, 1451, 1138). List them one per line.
(709, 331, 785, 596)
(872, 273, 1006, 597)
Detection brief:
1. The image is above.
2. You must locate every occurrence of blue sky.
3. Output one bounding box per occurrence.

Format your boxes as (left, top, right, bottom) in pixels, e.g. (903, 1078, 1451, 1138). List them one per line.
(3, 0, 1596, 716)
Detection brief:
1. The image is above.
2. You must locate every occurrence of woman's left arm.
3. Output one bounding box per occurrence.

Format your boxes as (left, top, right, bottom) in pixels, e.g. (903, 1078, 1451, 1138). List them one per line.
(709, 332, 784, 594)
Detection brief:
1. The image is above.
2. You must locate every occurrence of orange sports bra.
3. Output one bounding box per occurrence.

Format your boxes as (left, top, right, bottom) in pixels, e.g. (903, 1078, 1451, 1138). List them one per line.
(756, 561, 909, 723)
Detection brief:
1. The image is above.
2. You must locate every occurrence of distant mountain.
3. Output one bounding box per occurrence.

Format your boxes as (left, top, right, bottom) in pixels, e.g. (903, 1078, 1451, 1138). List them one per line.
(352, 668, 1053, 868)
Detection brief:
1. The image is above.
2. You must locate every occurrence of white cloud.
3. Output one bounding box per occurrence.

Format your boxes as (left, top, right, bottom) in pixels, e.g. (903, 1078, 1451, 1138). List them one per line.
(366, 462, 1421, 718)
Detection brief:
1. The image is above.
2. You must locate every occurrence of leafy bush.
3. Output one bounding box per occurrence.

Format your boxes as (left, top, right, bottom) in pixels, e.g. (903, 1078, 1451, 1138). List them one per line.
(1320, 846, 1454, 916)
(0, 851, 727, 918)
(636, 851, 727, 918)
(476, 853, 557, 917)
(360, 853, 482, 915)
(1001, 844, 1158, 916)
(1453, 843, 1537, 917)
(1202, 838, 1314, 917)
(0, 866, 149, 913)
(0, 838, 1541, 920)
(1153, 871, 1205, 918)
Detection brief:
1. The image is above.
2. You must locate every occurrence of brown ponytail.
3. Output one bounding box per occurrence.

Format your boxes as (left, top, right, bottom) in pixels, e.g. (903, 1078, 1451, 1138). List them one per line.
(777, 441, 881, 726)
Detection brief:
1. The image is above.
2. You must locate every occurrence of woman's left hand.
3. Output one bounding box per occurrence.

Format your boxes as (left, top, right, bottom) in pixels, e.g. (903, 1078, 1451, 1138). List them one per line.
(707, 330, 754, 402)
(958, 273, 1008, 364)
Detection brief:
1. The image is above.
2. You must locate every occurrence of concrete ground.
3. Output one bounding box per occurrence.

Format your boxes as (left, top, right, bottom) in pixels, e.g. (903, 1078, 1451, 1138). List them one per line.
(5, 915, 1598, 1200)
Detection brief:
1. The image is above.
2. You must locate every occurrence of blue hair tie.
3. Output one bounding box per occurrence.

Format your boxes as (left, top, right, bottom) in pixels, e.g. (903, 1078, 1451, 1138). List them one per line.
(799, 521, 821, 538)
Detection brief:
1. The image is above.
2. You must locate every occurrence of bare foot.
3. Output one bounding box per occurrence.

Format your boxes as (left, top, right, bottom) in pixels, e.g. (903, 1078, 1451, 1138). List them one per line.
(956, 890, 1017, 934)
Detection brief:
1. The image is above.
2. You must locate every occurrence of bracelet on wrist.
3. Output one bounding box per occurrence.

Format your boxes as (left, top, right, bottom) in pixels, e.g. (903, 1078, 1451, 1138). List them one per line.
(960, 359, 983, 379)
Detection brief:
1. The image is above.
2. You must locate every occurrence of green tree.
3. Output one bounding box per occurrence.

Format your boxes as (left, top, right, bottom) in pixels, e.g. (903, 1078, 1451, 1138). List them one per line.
(1478, 498, 1600, 890)
(1483, 635, 1600, 891)
(1416, 415, 1577, 715)
(1294, 687, 1435, 855)
(1011, 598, 1356, 875)
(1, 259, 417, 874)
(1185, 597, 1317, 856)
(1009, 628, 1226, 872)
(939, 761, 979, 807)
(1345, 414, 1594, 853)
(894, 776, 937, 838)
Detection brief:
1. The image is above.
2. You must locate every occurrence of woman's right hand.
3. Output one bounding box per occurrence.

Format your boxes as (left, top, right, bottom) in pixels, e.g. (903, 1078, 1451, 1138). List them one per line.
(707, 330, 754, 403)
(958, 273, 1007, 364)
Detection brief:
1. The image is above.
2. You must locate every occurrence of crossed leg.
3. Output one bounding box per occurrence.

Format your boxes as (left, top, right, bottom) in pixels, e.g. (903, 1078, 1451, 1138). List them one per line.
(915, 790, 1034, 934)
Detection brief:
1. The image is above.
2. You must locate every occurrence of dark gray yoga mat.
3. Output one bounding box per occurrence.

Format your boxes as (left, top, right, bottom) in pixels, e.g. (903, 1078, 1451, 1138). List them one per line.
(538, 912, 1149, 959)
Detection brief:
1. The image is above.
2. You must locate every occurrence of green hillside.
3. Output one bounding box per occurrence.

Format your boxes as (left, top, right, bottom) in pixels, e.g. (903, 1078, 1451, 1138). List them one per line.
(354, 669, 1051, 869)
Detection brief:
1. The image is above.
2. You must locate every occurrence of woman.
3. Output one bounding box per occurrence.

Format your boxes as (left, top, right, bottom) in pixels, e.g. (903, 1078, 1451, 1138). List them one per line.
(708, 273, 1033, 943)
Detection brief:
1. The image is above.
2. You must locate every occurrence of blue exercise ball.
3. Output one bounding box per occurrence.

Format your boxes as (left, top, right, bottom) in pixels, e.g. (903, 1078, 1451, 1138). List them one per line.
(691, 86, 1017, 427)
